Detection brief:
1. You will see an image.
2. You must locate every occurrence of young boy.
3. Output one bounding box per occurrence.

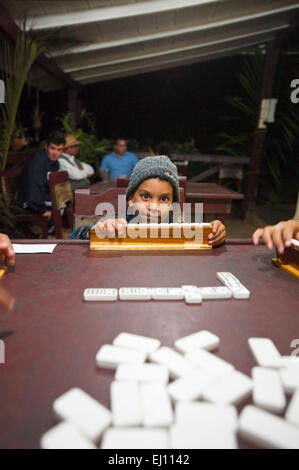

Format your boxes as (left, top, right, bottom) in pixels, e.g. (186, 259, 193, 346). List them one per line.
(71, 155, 226, 246)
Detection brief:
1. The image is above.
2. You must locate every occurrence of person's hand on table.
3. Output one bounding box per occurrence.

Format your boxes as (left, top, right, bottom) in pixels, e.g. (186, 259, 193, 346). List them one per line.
(94, 218, 128, 237)
(0, 233, 15, 266)
(252, 219, 299, 254)
(208, 220, 226, 246)
(0, 233, 15, 311)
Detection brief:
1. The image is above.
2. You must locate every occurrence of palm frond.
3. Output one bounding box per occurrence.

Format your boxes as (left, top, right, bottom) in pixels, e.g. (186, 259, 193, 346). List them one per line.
(0, 21, 45, 170)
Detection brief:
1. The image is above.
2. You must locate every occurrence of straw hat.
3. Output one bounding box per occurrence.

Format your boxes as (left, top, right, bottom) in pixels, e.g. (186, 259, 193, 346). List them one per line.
(64, 134, 81, 149)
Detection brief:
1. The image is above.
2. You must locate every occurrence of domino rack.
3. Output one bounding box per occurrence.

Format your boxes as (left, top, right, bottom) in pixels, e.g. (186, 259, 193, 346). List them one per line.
(272, 239, 299, 280)
(90, 223, 212, 251)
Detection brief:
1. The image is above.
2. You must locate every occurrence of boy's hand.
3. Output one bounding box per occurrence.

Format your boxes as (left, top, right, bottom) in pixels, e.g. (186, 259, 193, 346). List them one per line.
(0, 233, 15, 266)
(94, 218, 128, 237)
(208, 220, 226, 246)
(252, 219, 299, 254)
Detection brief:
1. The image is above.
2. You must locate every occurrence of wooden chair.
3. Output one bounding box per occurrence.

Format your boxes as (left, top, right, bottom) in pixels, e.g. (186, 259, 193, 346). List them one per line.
(49, 171, 73, 239)
(0, 168, 48, 238)
(173, 160, 188, 176)
(218, 164, 243, 192)
(74, 187, 185, 229)
(6, 151, 35, 168)
(116, 176, 129, 188)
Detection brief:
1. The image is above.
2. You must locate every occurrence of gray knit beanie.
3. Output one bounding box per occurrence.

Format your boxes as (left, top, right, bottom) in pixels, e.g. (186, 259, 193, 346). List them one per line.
(126, 155, 180, 202)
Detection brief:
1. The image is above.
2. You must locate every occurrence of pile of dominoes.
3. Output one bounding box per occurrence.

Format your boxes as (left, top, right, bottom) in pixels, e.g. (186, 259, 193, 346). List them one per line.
(41, 328, 299, 449)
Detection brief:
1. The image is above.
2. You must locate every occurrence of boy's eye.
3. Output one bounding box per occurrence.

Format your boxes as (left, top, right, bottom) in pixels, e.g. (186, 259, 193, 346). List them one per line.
(142, 194, 150, 200)
(160, 196, 169, 202)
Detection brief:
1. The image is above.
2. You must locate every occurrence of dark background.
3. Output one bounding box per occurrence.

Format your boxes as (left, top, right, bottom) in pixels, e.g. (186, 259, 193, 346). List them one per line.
(17, 54, 298, 203)
(22, 55, 243, 152)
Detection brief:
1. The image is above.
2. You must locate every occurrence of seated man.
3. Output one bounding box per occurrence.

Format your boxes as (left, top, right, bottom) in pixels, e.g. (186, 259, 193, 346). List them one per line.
(59, 134, 94, 190)
(100, 138, 138, 182)
(17, 131, 65, 229)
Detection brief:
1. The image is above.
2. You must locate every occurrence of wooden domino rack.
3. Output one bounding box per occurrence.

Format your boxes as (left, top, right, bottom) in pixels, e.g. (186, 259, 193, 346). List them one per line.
(90, 223, 212, 251)
(272, 239, 299, 280)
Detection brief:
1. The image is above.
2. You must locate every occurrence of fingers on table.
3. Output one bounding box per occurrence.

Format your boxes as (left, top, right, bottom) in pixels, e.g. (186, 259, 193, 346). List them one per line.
(208, 222, 226, 246)
(0, 234, 15, 266)
(252, 228, 263, 246)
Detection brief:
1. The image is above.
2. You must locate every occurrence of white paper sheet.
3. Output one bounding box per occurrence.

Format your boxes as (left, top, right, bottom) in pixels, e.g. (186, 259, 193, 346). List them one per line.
(12, 244, 57, 254)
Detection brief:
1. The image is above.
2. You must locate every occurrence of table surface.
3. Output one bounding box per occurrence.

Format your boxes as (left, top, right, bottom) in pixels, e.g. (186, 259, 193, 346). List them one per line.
(88, 181, 244, 199)
(0, 240, 298, 449)
(185, 182, 244, 200)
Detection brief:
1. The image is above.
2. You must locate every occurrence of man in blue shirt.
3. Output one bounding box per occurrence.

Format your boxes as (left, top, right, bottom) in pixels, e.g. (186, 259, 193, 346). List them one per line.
(100, 138, 139, 181)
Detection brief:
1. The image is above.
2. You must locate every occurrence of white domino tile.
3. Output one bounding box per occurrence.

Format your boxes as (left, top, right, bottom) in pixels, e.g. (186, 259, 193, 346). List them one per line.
(175, 402, 238, 431)
(217, 272, 250, 299)
(174, 330, 219, 354)
(202, 370, 252, 406)
(279, 364, 299, 393)
(167, 370, 215, 402)
(115, 363, 169, 384)
(248, 338, 282, 368)
(170, 424, 237, 449)
(83, 288, 117, 301)
(291, 238, 299, 249)
(112, 332, 161, 356)
(197, 286, 233, 300)
(101, 427, 169, 449)
(40, 421, 97, 449)
(280, 356, 299, 368)
(151, 287, 184, 300)
(238, 405, 299, 449)
(141, 382, 174, 428)
(185, 349, 234, 379)
(181, 285, 198, 293)
(111, 381, 142, 427)
(285, 390, 299, 428)
(149, 346, 196, 379)
(96, 345, 146, 369)
(252, 367, 286, 413)
(119, 287, 152, 300)
(184, 289, 202, 304)
(53, 388, 111, 443)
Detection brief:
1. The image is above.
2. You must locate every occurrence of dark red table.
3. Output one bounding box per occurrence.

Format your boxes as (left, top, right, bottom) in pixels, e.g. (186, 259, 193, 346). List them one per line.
(0, 240, 298, 449)
(185, 182, 244, 221)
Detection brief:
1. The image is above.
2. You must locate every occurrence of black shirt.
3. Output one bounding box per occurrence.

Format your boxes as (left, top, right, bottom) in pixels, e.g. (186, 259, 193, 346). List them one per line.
(17, 150, 59, 214)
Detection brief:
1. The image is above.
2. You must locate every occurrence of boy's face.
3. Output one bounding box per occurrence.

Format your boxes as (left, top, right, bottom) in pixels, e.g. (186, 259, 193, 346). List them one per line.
(128, 178, 173, 223)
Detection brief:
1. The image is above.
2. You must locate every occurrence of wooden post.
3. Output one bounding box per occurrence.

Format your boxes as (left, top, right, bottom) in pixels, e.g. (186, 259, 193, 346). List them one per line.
(68, 87, 81, 130)
(246, 42, 279, 207)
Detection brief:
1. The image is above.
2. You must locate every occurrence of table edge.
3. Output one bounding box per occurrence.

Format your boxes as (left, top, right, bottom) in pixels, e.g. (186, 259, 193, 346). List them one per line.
(12, 239, 258, 245)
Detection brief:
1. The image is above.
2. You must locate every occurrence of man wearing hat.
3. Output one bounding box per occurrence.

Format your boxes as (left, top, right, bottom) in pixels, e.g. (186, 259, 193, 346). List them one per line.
(59, 134, 95, 190)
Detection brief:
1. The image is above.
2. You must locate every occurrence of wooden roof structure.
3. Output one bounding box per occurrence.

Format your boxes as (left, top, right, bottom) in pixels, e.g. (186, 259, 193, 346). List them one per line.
(1, 0, 299, 91)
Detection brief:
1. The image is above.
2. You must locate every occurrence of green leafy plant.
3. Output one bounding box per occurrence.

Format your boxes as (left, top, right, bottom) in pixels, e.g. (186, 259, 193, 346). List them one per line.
(0, 194, 27, 237)
(56, 110, 112, 173)
(176, 138, 199, 154)
(216, 48, 299, 203)
(0, 21, 45, 172)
